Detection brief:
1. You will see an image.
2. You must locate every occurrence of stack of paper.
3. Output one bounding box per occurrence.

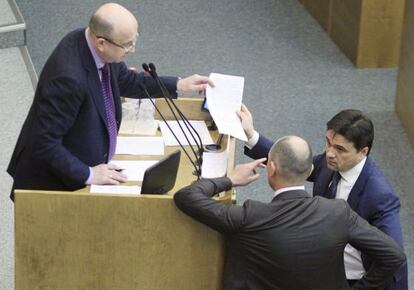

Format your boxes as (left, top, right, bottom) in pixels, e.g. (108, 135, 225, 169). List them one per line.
(159, 120, 214, 146)
(109, 160, 158, 181)
(115, 136, 164, 155)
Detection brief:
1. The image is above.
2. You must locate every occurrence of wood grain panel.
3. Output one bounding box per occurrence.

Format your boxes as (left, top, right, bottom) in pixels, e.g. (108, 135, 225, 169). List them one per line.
(396, 0, 414, 147)
(15, 191, 227, 290)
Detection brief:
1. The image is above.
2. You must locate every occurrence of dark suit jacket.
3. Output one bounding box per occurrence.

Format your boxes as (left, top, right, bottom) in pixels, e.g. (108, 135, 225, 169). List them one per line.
(244, 134, 408, 290)
(174, 178, 406, 290)
(7, 28, 177, 199)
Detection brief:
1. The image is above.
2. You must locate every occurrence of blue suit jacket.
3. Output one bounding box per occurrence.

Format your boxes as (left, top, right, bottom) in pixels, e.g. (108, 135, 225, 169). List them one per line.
(244, 134, 408, 290)
(7, 28, 177, 198)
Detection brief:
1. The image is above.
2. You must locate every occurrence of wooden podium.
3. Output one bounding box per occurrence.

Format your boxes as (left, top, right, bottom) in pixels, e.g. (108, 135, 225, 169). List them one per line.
(14, 98, 235, 290)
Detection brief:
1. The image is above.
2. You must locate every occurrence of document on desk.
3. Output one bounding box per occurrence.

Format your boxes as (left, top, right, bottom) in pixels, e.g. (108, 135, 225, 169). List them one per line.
(109, 160, 158, 181)
(90, 185, 141, 195)
(159, 120, 214, 146)
(206, 73, 247, 141)
(115, 136, 164, 155)
(201, 150, 228, 178)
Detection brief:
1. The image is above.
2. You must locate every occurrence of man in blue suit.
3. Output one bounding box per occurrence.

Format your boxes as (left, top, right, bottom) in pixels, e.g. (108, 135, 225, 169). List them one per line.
(238, 105, 408, 289)
(7, 3, 212, 200)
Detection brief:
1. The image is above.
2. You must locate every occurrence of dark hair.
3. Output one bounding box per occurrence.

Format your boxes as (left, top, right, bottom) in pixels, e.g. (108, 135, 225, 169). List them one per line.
(327, 109, 374, 154)
(270, 136, 313, 183)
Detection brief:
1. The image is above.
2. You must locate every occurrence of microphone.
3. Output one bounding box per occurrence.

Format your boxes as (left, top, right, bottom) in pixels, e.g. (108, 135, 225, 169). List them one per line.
(142, 63, 202, 163)
(144, 63, 204, 161)
(137, 82, 201, 178)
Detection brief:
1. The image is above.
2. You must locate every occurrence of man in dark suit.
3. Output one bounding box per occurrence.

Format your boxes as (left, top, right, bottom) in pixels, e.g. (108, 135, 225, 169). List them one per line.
(174, 135, 405, 290)
(239, 105, 408, 289)
(7, 3, 212, 200)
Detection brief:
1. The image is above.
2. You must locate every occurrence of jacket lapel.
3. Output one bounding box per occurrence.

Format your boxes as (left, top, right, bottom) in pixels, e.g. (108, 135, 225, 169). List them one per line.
(347, 157, 371, 211)
(78, 29, 108, 128)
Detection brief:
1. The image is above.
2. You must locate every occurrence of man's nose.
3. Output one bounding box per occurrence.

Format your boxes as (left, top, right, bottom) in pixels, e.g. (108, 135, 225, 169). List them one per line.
(326, 146, 335, 158)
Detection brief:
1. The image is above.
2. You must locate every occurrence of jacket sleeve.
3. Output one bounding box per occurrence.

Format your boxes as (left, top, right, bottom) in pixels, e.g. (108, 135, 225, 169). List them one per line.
(345, 202, 406, 289)
(30, 77, 90, 189)
(174, 177, 247, 234)
(244, 134, 273, 161)
(360, 176, 407, 287)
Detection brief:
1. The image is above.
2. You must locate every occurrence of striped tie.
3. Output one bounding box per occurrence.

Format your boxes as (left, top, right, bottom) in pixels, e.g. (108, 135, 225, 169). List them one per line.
(100, 64, 117, 161)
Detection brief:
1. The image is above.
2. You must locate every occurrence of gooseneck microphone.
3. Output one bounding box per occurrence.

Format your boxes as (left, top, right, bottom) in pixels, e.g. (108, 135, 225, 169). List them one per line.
(137, 82, 201, 178)
(142, 63, 204, 177)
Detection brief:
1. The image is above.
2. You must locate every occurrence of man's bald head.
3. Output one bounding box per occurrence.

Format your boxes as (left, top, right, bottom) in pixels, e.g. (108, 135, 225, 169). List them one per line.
(89, 3, 138, 42)
(269, 136, 313, 184)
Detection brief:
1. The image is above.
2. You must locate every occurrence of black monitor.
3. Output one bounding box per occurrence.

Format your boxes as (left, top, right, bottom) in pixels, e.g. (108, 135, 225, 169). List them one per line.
(141, 150, 181, 194)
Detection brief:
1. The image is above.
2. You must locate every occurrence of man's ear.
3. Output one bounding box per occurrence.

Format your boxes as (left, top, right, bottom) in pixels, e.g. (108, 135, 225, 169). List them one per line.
(360, 146, 369, 157)
(96, 38, 105, 52)
(268, 161, 277, 177)
(308, 164, 314, 178)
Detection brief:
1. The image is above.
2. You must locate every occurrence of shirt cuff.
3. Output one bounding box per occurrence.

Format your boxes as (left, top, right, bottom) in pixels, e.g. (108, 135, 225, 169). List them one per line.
(176, 77, 183, 96)
(85, 167, 93, 184)
(245, 131, 259, 149)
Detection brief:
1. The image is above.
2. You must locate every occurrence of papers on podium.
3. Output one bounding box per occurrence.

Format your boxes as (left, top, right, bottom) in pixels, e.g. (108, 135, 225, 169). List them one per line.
(109, 160, 158, 181)
(159, 120, 214, 146)
(115, 136, 164, 155)
(206, 73, 247, 141)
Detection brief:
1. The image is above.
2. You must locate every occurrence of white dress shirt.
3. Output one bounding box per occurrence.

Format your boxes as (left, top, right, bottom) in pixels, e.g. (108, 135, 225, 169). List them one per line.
(274, 186, 306, 197)
(336, 157, 367, 280)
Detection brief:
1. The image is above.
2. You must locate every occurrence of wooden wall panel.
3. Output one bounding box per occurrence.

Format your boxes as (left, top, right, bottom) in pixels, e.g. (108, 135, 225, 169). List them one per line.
(396, 0, 414, 147)
(299, 0, 405, 68)
(358, 0, 405, 67)
(302, 0, 332, 32)
(330, 0, 362, 66)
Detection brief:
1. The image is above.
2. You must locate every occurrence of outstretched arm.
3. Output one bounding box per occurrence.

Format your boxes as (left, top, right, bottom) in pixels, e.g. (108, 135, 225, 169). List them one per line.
(174, 158, 266, 234)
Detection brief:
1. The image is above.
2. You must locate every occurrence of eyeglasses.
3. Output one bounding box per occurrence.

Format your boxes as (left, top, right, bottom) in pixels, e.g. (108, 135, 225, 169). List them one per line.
(97, 33, 139, 53)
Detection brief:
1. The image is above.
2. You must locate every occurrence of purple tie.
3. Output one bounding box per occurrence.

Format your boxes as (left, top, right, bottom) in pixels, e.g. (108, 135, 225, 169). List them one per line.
(100, 64, 117, 161)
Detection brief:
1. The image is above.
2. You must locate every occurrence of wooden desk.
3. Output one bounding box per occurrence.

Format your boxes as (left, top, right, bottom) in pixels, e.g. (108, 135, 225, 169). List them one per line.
(15, 97, 235, 290)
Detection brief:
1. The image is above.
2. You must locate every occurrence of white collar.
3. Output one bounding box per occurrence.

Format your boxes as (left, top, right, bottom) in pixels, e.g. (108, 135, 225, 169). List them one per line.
(274, 186, 306, 197)
(339, 157, 367, 184)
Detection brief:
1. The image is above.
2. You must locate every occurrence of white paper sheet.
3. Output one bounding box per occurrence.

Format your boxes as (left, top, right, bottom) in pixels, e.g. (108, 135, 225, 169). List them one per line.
(201, 150, 228, 178)
(159, 120, 214, 146)
(206, 73, 247, 141)
(109, 160, 158, 181)
(90, 185, 141, 195)
(115, 136, 164, 155)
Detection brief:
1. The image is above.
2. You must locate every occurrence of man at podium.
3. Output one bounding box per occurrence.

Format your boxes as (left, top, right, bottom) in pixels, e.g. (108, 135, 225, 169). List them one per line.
(7, 3, 212, 200)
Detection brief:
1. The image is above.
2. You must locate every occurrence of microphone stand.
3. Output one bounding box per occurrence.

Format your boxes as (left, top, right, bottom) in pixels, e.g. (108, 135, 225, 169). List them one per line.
(137, 83, 201, 178)
(143, 63, 204, 176)
(148, 63, 204, 161)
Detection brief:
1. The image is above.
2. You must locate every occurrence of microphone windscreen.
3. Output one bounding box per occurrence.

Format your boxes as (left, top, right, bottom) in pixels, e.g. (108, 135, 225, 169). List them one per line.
(142, 63, 149, 72)
(148, 63, 156, 72)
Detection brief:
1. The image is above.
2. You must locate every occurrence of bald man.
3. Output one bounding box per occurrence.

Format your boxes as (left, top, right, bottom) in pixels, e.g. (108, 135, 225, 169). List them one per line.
(174, 136, 405, 290)
(7, 3, 212, 200)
